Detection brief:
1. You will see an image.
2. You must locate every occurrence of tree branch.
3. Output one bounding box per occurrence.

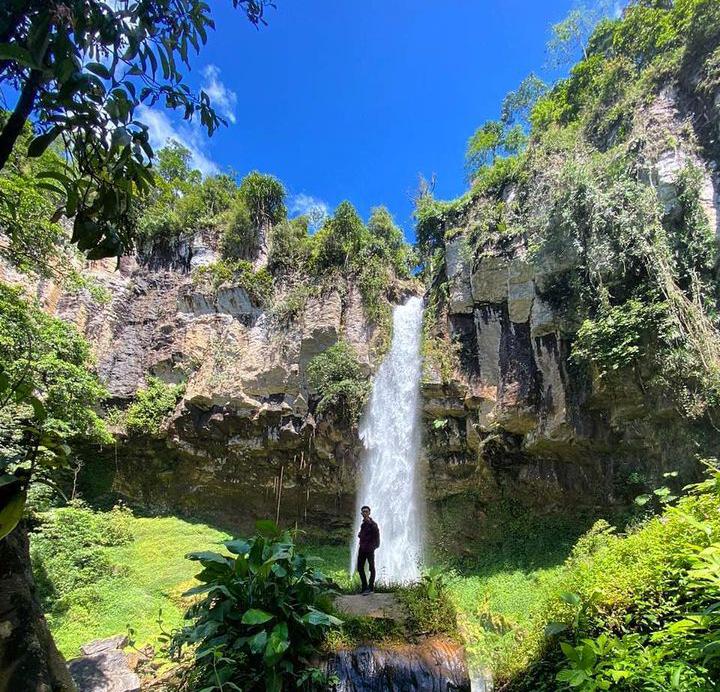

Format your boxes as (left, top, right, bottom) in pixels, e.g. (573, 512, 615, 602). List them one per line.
(0, 69, 42, 171)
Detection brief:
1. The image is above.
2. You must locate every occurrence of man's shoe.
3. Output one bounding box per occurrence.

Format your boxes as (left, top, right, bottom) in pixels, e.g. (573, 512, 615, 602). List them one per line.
(361, 589, 370, 595)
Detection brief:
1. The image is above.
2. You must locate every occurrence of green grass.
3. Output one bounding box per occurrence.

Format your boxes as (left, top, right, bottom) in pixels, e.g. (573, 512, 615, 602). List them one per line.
(448, 564, 565, 677)
(34, 504, 586, 681)
(44, 515, 230, 659)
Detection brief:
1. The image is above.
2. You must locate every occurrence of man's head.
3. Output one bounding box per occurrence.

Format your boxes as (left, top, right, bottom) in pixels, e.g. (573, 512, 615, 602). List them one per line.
(361, 505, 371, 519)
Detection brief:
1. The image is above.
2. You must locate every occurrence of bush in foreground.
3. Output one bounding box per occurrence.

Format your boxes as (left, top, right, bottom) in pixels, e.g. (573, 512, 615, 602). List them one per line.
(171, 520, 341, 692)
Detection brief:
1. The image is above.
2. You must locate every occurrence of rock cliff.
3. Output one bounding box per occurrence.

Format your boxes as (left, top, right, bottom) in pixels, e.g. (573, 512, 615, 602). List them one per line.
(1, 232, 408, 537)
(420, 86, 720, 550)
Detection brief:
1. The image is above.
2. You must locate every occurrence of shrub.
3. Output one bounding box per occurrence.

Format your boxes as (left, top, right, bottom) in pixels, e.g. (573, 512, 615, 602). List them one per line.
(193, 259, 273, 306)
(170, 520, 340, 692)
(311, 201, 368, 273)
(238, 171, 286, 228)
(30, 502, 133, 610)
(125, 377, 185, 437)
(220, 198, 257, 260)
(397, 567, 458, 636)
(511, 462, 720, 690)
(307, 341, 370, 426)
(268, 216, 312, 274)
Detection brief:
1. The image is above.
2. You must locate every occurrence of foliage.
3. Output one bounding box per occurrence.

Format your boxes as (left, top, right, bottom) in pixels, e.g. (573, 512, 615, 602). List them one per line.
(307, 341, 370, 426)
(192, 259, 273, 306)
(138, 142, 236, 243)
(501, 73, 549, 128)
(504, 462, 720, 690)
(30, 501, 133, 611)
(170, 520, 341, 692)
(311, 201, 367, 272)
(35, 510, 231, 658)
(572, 299, 669, 381)
(0, 283, 110, 498)
(125, 377, 185, 437)
(268, 216, 312, 274)
(546, 1, 611, 67)
(0, 0, 272, 259)
(237, 171, 287, 229)
(397, 567, 458, 636)
(465, 120, 526, 179)
(220, 172, 287, 261)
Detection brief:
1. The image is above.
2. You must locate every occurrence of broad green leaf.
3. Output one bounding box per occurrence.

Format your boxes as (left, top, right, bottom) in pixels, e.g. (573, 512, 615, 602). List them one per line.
(545, 622, 568, 636)
(85, 62, 112, 79)
(224, 538, 251, 555)
(248, 629, 267, 654)
(241, 609, 273, 625)
(28, 127, 62, 158)
(560, 592, 581, 606)
(255, 518, 281, 538)
(560, 642, 580, 664)
(0, 43, 40, 69)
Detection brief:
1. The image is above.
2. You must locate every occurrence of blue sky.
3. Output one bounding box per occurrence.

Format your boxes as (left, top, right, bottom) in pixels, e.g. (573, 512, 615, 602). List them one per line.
(146, 0, 581, 241)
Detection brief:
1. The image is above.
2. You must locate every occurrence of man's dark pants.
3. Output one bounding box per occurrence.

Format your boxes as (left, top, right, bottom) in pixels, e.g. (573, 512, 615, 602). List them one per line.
(357, 549, 376, 591)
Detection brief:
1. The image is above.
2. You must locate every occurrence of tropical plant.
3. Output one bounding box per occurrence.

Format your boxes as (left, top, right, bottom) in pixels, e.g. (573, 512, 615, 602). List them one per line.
(125, 377, 185, 437)
(171, 520, 341, 692)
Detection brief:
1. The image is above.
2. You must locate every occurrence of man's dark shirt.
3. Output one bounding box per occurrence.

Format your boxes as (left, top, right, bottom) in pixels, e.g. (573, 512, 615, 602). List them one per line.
(358, 518, 380, 552)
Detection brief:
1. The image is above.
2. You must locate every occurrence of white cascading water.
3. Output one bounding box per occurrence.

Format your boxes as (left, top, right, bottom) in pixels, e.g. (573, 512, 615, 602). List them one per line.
(351, 296, 425, 584)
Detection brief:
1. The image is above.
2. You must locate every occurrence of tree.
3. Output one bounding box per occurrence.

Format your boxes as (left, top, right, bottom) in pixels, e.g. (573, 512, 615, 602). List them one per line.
(547, 2, 611, 67)
(465, 120, 504, 174)
(219, 171, 286, 262)
(311, 201, 367, 271)
(501, 73, 549, 129)
(156, 139, 198, 185)
(0, 282, 111, 545)
(0, 0, 274, 259)
(238, 171, 287, 229)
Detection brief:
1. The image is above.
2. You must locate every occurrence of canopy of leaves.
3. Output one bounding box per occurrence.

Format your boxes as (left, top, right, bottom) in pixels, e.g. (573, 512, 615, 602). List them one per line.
(307, 341, 370, 426)
(125, 377, 185, 437)
(522, 465, 720, 690)
(137, 141, 236, 244)
(0, 0, 273, 259)
(465, 120, 527, 180)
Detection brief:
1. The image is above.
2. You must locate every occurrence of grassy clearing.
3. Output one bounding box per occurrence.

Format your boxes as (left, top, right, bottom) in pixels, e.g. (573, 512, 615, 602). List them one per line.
(34, 510, 230, 659)
(32, 504, 582, 681)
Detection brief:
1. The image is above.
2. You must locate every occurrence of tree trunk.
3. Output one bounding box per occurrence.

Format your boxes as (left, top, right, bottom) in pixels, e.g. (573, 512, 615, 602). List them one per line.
(0, 523, 76, 692)
(0, 70, 42, 172)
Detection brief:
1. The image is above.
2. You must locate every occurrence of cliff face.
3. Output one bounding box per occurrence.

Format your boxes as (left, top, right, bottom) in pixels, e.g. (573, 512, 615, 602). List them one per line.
(0, 233, 399, 537)
(4, 40, 719, 547)
(421, 87, 720, 550)
(5, 89, 719, 543)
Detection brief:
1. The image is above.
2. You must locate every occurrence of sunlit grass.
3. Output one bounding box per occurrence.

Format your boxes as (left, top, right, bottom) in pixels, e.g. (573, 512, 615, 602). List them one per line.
(46, 516, 230, 659)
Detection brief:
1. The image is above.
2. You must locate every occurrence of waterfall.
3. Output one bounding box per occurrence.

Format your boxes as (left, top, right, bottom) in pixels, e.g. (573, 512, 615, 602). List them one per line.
(352, 296, 425, 584)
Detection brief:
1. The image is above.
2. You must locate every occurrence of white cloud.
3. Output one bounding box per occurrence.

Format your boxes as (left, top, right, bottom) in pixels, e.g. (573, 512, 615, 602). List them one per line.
(289, 194, 330, 232)
(201, 64, 237, 125)
(137, 104, 219, 176)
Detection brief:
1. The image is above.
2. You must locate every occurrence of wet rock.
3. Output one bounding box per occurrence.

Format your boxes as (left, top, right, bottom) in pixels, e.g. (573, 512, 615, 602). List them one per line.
(326, 638, 472, 692)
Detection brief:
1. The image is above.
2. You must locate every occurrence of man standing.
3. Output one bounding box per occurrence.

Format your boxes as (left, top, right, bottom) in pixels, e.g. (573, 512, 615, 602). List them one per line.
(357, 505, 380, 594)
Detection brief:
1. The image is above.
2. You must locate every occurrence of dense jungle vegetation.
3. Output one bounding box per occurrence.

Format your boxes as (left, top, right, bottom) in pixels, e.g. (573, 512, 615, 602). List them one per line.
(1, 0, 720, 690)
